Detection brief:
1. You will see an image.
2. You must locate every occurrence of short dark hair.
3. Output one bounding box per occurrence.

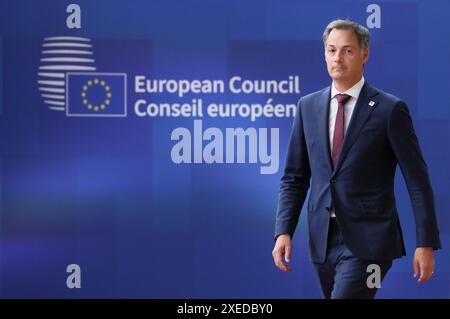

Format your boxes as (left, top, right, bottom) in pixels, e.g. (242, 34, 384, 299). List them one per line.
(323, 19, 371, 51)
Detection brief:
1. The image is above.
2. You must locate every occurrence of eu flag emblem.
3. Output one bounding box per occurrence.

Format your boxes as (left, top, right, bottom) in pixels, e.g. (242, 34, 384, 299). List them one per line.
(66, 72, 127, 117)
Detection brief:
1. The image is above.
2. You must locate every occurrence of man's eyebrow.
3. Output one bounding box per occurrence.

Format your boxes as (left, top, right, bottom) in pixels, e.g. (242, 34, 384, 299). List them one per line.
(326, 44, 355, 48)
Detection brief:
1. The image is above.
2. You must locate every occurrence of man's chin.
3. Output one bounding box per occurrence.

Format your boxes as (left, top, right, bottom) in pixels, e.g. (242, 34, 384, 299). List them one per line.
(330, 74, 347, 81)
(332, 70, 347, 76)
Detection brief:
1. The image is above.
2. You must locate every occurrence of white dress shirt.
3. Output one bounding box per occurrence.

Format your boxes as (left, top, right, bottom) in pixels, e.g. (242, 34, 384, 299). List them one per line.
(328, 76, 365, 217)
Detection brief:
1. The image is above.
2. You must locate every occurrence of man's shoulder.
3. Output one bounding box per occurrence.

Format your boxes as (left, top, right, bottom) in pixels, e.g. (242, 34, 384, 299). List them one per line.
(366, 84, 411, 117)
(368, 84, 403, 104)
(295, 83, 407, 111)
(297, 86, 329, 107)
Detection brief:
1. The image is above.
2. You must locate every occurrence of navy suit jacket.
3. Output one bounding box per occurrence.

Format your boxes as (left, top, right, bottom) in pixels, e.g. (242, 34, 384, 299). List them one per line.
(275, 82, 441, 263)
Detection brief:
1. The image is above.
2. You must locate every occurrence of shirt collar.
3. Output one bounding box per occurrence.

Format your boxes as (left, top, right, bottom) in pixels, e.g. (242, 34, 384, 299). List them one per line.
(331, 76, 365, 100)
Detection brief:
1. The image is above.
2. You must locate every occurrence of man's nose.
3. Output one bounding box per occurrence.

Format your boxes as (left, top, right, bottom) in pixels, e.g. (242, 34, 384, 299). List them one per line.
(334, 50, 344, 62)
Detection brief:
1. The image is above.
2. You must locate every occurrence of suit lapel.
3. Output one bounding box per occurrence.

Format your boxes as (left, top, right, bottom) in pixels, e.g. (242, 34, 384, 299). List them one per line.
(317, 86, 334, 173)
(331, 82, 380, 177)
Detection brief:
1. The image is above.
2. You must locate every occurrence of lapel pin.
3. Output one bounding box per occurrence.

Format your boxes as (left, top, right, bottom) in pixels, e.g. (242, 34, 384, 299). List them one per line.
(368, 101, 376, 107)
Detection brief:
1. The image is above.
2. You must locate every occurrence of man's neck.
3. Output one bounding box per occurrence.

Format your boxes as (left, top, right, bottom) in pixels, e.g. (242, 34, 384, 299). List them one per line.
(333, 77, 362, 92)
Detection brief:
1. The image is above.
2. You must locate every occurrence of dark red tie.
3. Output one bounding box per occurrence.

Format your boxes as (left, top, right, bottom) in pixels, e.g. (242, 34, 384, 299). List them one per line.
(331, 94, 351, 168)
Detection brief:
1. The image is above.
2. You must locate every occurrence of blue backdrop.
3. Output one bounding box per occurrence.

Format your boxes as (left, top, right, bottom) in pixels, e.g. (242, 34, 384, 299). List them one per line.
(0, 0, 448, 298)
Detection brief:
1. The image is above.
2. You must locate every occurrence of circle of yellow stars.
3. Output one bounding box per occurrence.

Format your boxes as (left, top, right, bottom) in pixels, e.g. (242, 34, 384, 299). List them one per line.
(81, 78, 112, 112)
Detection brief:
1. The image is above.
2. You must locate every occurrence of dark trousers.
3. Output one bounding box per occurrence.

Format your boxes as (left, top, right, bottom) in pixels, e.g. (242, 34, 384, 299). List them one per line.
(313, 218, 393, 299)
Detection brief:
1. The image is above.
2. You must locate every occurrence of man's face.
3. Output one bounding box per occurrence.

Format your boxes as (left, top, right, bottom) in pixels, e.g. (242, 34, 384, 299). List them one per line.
(325, 28, 369, 85)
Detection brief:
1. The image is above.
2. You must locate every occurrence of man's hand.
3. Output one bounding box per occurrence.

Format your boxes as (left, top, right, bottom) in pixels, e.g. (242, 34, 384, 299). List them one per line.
(272, 234, 292, 272)
(413, 247, 435, 284)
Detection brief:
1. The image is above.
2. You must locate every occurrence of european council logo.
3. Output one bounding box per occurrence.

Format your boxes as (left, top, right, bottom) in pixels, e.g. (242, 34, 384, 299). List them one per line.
(66, 72, 127, 117)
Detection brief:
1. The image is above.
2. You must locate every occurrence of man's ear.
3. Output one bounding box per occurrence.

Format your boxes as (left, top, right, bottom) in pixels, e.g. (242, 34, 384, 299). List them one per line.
(362, 48, 369, 64)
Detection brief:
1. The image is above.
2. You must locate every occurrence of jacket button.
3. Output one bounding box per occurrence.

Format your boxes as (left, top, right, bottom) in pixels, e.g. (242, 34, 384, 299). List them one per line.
(331, 179, 336, 184)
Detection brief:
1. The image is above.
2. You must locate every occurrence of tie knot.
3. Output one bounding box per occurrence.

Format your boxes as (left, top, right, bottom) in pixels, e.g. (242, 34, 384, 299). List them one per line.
(336, 93, 351, 105)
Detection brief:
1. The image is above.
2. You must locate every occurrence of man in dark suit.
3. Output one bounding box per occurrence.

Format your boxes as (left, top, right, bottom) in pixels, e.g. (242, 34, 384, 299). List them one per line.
(272, 19, 441, 299)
